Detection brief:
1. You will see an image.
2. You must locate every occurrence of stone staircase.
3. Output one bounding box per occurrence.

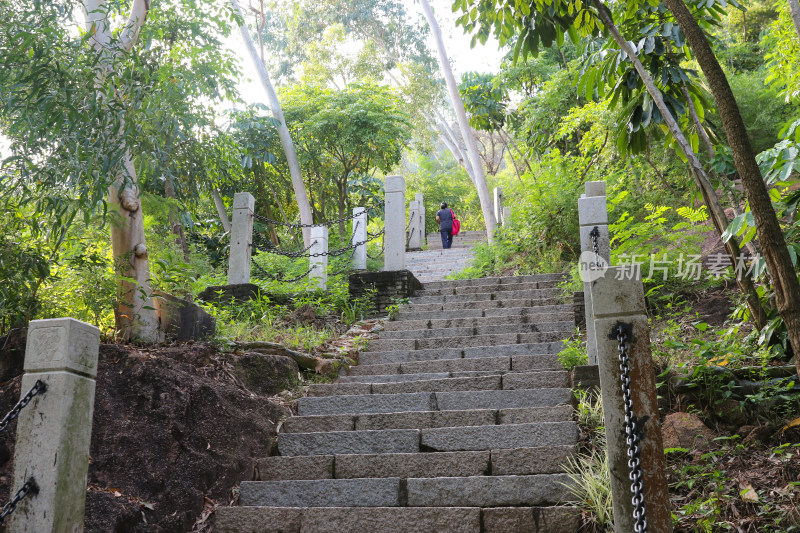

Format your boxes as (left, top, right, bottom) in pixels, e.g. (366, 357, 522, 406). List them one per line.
(216, 272, 581, 533)
(406, 230, 487, 283)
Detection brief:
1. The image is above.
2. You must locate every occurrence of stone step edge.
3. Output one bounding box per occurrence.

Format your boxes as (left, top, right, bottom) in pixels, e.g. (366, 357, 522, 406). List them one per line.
(281, 405, 574, 434)
(256, 445, 576, 480)
(214, 506, 579, 533)
(307, 371, 568, 396)
(347, 354, 562, 377)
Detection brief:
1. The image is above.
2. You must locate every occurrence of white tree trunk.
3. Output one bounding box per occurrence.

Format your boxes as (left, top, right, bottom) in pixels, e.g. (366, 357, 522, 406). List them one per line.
(435, 110, 476, 182)
(212, 188, 232, 232)
(84, 0, 159, 343)
(420, 0, 497, 242)
(789, 0, 800, 43)
(231, 0, 313, 246)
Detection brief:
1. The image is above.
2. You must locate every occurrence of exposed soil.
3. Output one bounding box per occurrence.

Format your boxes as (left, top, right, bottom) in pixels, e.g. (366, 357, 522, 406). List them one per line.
(0, 338, 291, 532)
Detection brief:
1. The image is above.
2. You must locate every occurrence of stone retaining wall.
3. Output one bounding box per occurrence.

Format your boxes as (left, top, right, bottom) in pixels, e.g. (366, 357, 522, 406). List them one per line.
(349, 270, 423, 316)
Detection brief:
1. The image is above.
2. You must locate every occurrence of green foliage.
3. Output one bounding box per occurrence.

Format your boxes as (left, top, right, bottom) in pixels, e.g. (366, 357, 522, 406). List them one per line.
(280, 82, 412, 233)
(458, 72, 509, 132)
(558, 335, 588, 371)
(763, 4, 800, 104)
(669, 439, 800, 531)
(563, 391, 611, 530)
(404, 150, 484, 235)
(729, 71, 800, 154)
(0, 238, 50, 334)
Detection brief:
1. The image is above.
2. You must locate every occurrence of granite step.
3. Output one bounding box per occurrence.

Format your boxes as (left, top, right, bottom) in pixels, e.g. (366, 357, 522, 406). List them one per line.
(379, 321, 574, 338)
(382, 313, 574, 330)
(215, 506, 580, 533)
(281, 405, 574, 433)
(279, 421, 577, 456)
(394, 304, 573, 321)
(359, 341, 564, 365)
(297, 388, 572, 416)
(398, 297, 562, 313)
(348, 354, 563, 377)
(409, 288, 561, 304)
(238, 474, 573, 507)
(307, 371, 569, 396)
(421, 274, 566, 290)
(365, 331, 566, 352)
(258, 445, 576, 480)
(416, 281, 549, 295)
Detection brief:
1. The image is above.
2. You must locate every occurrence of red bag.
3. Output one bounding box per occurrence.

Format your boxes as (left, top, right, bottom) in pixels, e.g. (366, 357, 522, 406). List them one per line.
(451, 209, 461, 236)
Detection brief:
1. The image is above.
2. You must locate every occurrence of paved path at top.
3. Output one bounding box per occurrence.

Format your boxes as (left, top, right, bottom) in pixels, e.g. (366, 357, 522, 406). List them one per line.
(406, 230, 487, 283)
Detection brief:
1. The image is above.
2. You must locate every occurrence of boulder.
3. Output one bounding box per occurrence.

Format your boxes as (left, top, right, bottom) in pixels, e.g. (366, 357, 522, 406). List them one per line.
(153, 291, 216, 342)
(232, 352, 299, 396)
(662, 412, 715, 451)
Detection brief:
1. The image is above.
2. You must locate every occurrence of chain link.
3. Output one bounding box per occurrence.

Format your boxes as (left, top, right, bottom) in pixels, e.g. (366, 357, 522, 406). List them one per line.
(615, 325, 648, 533)
(0, 478, 39, 525)
(0, 380, 47, 433)
(251, 233, 314, 258)
(590, 226, 600, 255)
(251, 257, 314, 283)
(253, 202, 384, 230)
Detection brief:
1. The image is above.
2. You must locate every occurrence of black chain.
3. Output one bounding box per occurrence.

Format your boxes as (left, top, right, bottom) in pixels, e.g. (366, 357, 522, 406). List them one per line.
(615, 325, 648, 533)
(366, 228, 385, 259)
(406, 226, 415, 247)
(0, 380, 47, 433)
(251, 234, 314, 258)
(253, 202, 384, 230)
(251, 258, 314, 283)
(0, 478, 39, 525)
(590, 226, 600, 255)
(329, 220, 360, 275)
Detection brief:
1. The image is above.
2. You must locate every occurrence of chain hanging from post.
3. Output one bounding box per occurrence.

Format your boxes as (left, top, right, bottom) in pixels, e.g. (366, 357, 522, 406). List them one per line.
(0, 379, 46, 433)
(405, 209, 417, 247)
(251, 232, 314, 258)
(615, 324, 648, 533)
(250, 257, 314, 283)
(253, 201, 384, 230)
(590, 226, 600, 255)
(0, 478, 39, 526)
(366, 229, 385, 260)
(330, 220, 361, 276)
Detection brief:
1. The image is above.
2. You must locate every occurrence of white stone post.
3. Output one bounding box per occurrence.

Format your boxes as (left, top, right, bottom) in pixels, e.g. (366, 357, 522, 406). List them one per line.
(9, 318, 100, 533)
(493, 187, 504, 226)
(589, 268, 671, 533)
(353, 207, 367, 270)
(407, 200, 422, 250)
(228, 192, 255, 285)
(415, 193, 426, 246)
(384, 175, 406, 270)
(502, 206, 512, 227)
(578, 181, 610, 366)
(309, 225, 328, 289)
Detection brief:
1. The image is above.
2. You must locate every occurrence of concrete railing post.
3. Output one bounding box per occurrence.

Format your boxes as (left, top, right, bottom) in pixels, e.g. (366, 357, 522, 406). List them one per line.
(309, 225, 328, 289)
(407, 200, 422, 250)
(578, 181, 610, 365)
(353, 207, 367, 270)
(415, 193, 425, 246)
(384, 175, 406, 270)
(228, 192, 255, 285)
(589, 268, 672, 533)
(493, 187, 504, 226)
(9, 318, 100, 532)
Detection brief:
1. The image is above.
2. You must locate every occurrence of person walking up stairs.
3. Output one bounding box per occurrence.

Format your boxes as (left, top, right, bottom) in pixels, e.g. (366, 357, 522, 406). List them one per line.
(216, 270, 582, 533)
(405, 230, 487, 283)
